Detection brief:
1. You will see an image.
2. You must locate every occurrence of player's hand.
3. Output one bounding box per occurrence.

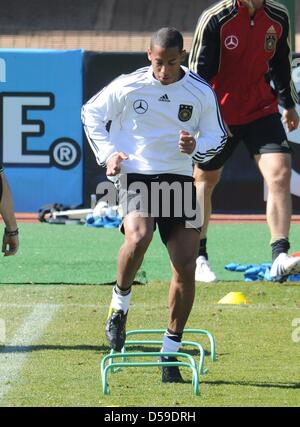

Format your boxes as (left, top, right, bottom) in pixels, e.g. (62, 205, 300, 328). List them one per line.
(106, 152, 129, 176)
(178, 130, 196, 155)
(2, 233, 19, 256)
(282, 108, 299, 132)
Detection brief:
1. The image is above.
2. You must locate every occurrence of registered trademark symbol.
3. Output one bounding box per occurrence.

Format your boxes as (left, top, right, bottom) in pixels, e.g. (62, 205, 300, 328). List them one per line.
(50, 138, 81, 169)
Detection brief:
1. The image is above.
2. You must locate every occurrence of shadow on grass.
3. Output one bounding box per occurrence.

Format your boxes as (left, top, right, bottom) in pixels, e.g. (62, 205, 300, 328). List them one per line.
(0, 344, 216, 356)
(0, 344, 225, 359)
(203, 379, 300, 390)
(0, 281, 146, 286)
(0, 282, 116, 286)
(0, 344, 111, 353)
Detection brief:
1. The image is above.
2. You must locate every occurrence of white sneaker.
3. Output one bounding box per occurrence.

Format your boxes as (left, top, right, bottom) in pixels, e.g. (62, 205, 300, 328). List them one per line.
(195, 256, 217, 283)
(270, 253, 300, 282)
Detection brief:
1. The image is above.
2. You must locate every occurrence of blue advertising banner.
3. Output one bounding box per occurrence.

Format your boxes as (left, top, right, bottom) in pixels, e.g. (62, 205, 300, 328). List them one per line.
(0, 49, 83, 212)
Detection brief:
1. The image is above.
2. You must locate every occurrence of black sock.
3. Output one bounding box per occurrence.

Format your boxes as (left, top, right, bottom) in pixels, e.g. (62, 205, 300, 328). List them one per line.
(114, 283, 131, 296)
(165, 328, 183, 343)
(198, 238, 208, 259)
(271, 238, 290, 262)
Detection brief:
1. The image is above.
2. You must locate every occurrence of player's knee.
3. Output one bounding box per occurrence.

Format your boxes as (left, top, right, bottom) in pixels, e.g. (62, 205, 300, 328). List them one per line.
(206, 170, 221, 189)
(128, 229, 153, 253)
(174, 257, 197, 281)
(268, 167, 291, 192)
(194, 168, 221, 190)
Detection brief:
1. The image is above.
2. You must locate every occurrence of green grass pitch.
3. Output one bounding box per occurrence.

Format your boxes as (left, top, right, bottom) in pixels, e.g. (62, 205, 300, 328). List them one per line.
(0, 223, 300, 406)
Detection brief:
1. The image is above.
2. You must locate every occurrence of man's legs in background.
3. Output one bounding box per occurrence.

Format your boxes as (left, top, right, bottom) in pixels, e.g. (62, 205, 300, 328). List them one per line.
(193, 166, 222, 282)
(255, 152, 300, 281)
(193, 133, 238, 283)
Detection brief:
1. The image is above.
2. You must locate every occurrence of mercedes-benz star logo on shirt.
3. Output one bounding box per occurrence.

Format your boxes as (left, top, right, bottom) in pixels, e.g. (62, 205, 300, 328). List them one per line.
(133, 99, 148, 114)
(224, 35, 239, 50)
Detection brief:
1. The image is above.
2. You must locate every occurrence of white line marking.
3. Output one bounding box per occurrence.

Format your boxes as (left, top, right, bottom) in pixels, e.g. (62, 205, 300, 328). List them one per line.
(0, 304, 101, 308)
(0, 304, 60, 403)
(0, 303, 298, 310)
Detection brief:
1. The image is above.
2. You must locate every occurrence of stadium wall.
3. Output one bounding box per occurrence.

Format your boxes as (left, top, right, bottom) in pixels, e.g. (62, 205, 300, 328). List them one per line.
(0, 49, 299, 213)
(0, 49, 84, 212)
(0, 1, 299, 51)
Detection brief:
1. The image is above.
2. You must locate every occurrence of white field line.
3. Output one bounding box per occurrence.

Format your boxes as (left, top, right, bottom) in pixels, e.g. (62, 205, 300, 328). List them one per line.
(0, 303, 298, 311)
(0, 304, 60, 403)
(0, 303, 100, 308)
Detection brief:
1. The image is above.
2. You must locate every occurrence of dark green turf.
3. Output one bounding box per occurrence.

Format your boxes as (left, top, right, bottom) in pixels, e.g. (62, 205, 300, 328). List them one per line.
(1, 223, 300, 284)
(1, 282, 300, 406)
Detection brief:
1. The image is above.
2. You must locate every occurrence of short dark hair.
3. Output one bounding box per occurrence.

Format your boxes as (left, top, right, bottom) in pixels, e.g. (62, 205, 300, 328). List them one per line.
(150, 27, 183, 51)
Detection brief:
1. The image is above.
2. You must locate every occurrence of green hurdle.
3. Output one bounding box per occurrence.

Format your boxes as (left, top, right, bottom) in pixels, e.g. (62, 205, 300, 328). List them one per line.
(100, 328, 216, 396)
(101, 351, 199, 396)
(126, 328, 217, 361)
(121, 340, 207, 375)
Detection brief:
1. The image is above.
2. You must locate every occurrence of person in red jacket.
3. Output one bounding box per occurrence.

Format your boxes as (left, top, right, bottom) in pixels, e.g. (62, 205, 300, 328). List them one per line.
(189, 0, 300, 282)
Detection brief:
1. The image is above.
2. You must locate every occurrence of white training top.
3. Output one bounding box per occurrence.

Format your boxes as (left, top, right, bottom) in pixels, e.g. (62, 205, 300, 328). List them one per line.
(81, 66, 227, 177)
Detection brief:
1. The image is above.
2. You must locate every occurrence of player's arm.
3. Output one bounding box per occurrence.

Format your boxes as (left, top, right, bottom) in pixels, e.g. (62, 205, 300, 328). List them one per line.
(269, 10, 299, 112)
(81, 81, 126, 169)
(188, 13, 220, 81)
(0, 170, 19, 256)
(191, 87, 228, 164)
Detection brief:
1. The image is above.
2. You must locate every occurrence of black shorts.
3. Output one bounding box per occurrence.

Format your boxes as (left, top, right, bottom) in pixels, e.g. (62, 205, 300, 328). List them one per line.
(197, 113, 290, 171)
(115, 173, 201, 245)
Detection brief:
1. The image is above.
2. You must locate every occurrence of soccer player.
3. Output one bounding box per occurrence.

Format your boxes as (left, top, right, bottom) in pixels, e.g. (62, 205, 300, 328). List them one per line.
(0, 166, 19, 256)
(82, 27, 227, 382)
(189, 0, 300, 282)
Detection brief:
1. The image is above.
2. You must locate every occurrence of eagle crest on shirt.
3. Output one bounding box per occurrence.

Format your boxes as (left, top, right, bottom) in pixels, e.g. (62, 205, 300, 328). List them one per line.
(178, 104, 193, 122)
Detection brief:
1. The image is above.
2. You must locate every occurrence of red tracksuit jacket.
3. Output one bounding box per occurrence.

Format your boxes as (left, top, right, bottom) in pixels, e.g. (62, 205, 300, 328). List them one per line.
(189, 0, 299, 125)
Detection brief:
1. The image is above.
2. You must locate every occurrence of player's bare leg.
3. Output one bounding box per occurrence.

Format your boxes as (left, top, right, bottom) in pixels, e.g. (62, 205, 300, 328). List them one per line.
(256, 152, 291, 239)
(106, 213, 154, 351)
(193, 167, 222, 282)
(117, 213, 154, 289)
(167, 224, 199, 333)
(158, 224, 199, 382)
(256, 152, 300, 280)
